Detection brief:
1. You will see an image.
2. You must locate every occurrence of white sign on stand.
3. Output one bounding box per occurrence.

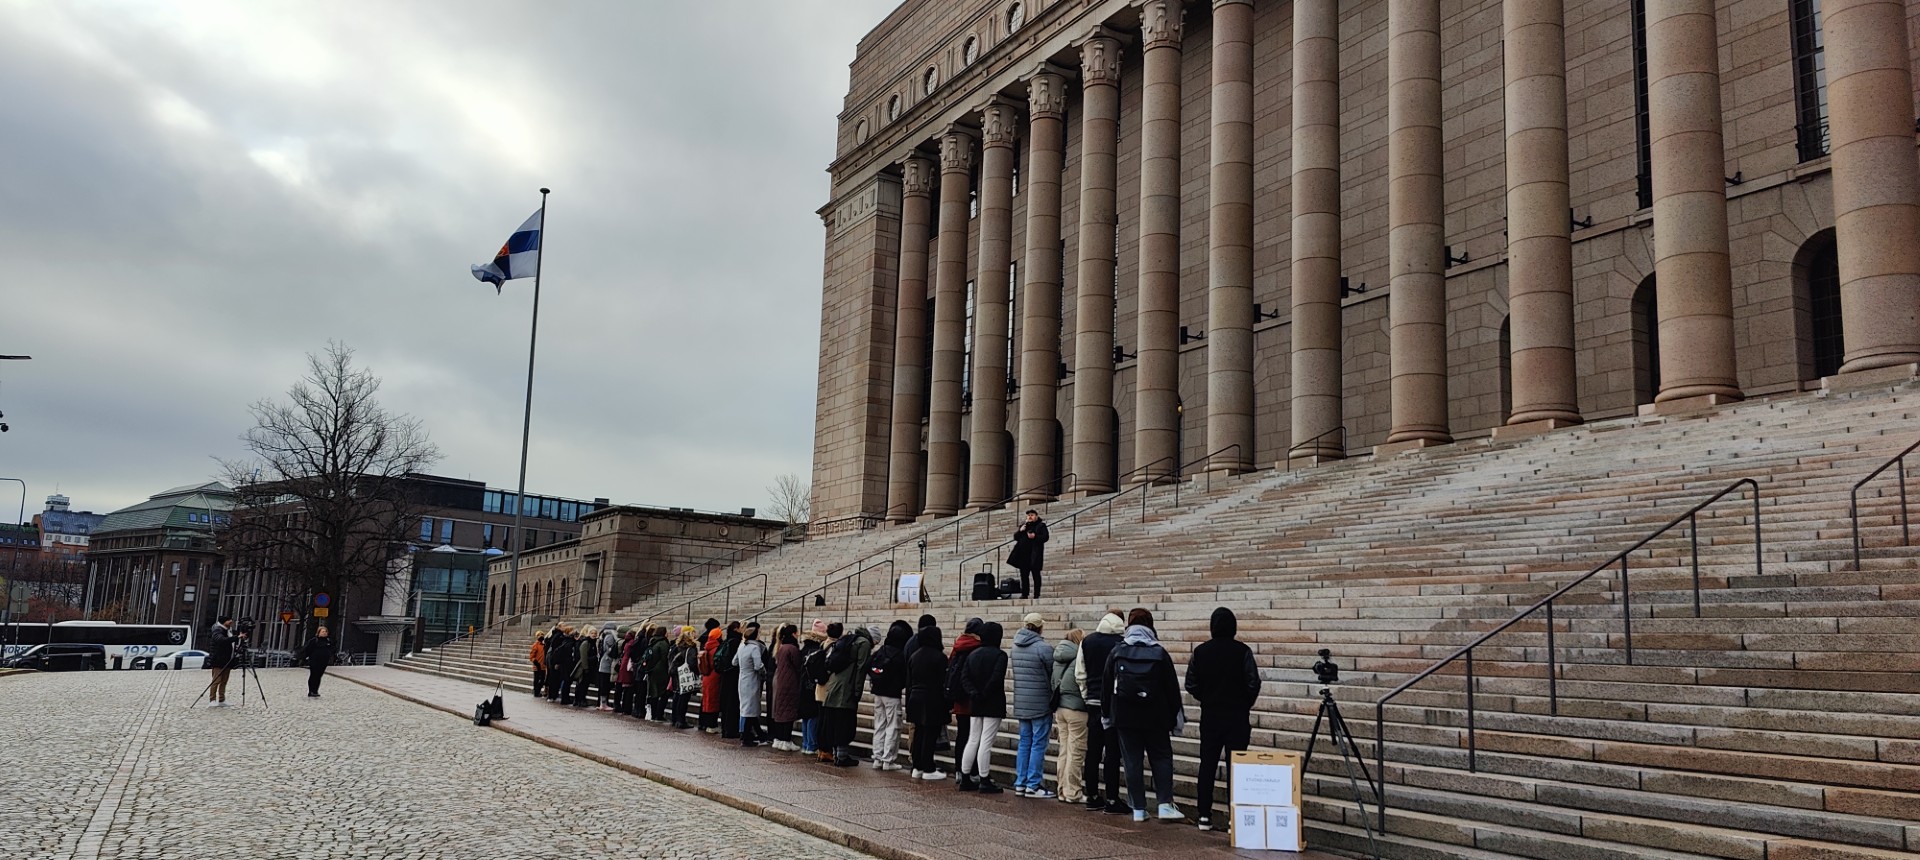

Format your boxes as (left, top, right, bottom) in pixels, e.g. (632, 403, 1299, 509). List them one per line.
(895, 573, 925, 604)
(1231, 750, 1305, 852)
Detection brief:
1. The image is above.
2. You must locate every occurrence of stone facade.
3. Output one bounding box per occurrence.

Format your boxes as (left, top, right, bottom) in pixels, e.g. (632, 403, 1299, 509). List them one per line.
(813, 0, 1920, 521)
(487, 506, 789, 619)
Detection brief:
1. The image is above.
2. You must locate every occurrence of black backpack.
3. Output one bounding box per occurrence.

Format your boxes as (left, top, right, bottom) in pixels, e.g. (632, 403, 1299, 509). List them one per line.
(804, 644, 831, 685)
(716, 636, 739, 669)
(943, 650, 971, 702)
(1111, 645, 1162, 706)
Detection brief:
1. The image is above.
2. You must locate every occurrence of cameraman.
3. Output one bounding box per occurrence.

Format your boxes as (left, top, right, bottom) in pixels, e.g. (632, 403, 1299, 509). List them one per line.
(206, 616, 241, 708)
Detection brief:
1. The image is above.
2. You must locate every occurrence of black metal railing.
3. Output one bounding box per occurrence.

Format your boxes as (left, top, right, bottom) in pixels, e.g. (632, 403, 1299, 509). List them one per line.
(1290, 425, 1348, 460)
(638, 573, 769, 633)
(1370, 478, 1763, 829)
(1850, 437, 1920, 570)
(628, 526, 798, 613)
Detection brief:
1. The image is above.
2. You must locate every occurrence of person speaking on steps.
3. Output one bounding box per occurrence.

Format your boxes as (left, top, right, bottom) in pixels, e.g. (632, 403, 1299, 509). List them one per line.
(1007, 509, 1051, 599)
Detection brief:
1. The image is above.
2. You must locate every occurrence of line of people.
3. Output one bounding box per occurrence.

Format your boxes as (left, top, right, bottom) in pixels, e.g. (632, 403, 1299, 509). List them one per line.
(524, 605, 1260, 831)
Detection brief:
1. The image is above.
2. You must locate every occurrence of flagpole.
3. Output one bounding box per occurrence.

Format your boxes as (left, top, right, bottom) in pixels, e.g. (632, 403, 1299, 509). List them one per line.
(505, 188, 549, 619)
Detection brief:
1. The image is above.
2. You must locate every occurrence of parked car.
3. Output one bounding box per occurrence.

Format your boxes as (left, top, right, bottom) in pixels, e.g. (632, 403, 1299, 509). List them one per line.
(152, 650, 209, 670)
(2, 643, 108, 672)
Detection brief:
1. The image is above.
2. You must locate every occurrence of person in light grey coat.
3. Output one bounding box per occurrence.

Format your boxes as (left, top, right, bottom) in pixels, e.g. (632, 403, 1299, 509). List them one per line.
(1010, 613, 1058, 796)
(596, 623, 620, 711)
(733, 624, 771, 747)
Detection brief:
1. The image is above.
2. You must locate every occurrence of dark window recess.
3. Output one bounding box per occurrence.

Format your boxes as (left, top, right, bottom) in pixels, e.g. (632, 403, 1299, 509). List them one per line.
(1631, 0, 1653, 209)
(1791, 0, 1829, 162)
(1808, 239, 1844, 378)
(1633, 277, 1661, 406)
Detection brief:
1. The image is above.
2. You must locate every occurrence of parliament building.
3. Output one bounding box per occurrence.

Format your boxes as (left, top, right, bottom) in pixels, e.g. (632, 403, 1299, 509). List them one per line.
(809, 0, 1920, 524)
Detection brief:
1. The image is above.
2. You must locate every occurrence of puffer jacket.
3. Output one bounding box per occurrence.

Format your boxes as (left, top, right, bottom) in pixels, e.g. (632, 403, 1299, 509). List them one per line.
(1010, 626, 1055, 720)
(1052, 639, 1085, 712)
(824, 627, 873, 710)
(598, 626, 619, 674)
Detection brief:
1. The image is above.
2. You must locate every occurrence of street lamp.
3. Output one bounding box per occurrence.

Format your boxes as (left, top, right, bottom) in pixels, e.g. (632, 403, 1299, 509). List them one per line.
(0, 477, 24, 525)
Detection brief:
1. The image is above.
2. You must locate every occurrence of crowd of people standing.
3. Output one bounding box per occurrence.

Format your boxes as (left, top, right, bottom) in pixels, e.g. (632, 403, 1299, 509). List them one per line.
(524, 604, 1261, 830)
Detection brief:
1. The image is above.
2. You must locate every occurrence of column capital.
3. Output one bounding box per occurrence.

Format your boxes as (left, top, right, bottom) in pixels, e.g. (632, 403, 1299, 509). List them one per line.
(1136, 0, 1185, 51)
(900, 154, 937, 197)
(1211, 0, 1254, 7)
(978, 97, 1020, 150)
(939, 127, 978, 172)
(1026, 64, 1071, 121)
(1078, 28, 1127, 87)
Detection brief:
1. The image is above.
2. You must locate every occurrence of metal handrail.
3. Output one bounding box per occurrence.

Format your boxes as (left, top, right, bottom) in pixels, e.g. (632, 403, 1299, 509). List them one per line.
(951, 445, 1243, 598)
(637, 573, 769, 632)
(635, 527, 797, 611)
(1289, 425, 1348, 459)
(1370, 478, 1762, 829)
(755, 558, 895, 631)
(1850, 437, 1920, 569)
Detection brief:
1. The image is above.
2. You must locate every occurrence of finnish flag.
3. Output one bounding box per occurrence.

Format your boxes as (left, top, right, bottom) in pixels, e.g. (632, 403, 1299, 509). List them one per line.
(470, 208, 543, 292)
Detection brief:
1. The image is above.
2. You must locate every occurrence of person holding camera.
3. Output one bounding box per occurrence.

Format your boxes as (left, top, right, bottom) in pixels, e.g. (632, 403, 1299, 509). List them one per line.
(205, 616, 238, 708)
(1183, 607, 1262, 831)
(297, 624, 336, 698)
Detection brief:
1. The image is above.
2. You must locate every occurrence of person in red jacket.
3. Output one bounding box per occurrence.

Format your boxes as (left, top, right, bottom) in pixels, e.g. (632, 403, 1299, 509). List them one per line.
(700, 623, 723, 733)
(946, 617, 984, 780)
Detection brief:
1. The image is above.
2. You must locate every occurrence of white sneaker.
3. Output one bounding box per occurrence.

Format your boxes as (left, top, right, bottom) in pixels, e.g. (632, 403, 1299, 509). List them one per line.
(1157, 803, 1185, 821)
(1013, 786, 1030, 797)
(1029, 788, 1056, 799)
(209, 701, 225, 709)
(1132, 810, 1148, 823)
(870, 760, 884, 770)
(881, 762, 903, 772)
(918, 769, 947, 781)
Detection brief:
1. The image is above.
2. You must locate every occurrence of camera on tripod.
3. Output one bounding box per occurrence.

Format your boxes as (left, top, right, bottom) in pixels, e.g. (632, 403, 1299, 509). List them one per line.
(1311, 648, 1340, 685)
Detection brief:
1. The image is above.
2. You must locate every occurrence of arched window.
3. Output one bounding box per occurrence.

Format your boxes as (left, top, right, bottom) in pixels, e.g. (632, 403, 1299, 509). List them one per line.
(1632, 275, 1661, 405)
(1796, 229, 1844, 379)
(887, 94, 902, 122)
(923, 67, 939, 96)
(854, 118, 870, 145)
(963, 36, 980, 67)
(1008, 2, 1026, 33)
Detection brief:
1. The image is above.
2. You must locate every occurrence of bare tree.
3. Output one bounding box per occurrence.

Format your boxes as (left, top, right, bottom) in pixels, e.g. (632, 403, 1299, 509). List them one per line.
(218, 343, 439, 637)
(766, 473, 811, 525)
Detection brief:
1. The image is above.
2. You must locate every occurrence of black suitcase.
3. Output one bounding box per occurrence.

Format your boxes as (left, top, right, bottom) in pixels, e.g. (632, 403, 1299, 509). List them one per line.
(972, 571, 997, 600)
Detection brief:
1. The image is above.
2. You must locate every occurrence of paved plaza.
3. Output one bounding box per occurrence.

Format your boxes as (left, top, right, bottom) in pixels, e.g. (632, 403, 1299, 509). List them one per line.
(0, 668, 878, 860)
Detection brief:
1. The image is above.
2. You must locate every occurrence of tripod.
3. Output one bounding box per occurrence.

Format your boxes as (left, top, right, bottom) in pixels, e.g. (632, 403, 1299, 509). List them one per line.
(1302, 686, 1381, 859)
(189, 646, 271, 710)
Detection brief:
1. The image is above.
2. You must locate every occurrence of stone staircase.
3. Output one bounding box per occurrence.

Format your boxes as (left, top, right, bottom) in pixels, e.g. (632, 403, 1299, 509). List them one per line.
(393, 380, 1920, 860)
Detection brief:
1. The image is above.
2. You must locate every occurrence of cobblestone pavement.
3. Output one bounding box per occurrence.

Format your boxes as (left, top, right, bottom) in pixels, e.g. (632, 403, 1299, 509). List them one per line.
(0, 668, 879, 860)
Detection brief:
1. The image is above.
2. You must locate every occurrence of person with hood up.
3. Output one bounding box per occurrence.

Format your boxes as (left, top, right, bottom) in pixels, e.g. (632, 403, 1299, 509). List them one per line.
(1074, 611, 1127, 813)
(668, 627, 701, 729)
(905, 625, 948, 780)
(528, 632, 547, 699)
(866, 620, 913, 771)
(945, 618, 983, 779)
(822, 622, 873, 767)
(717, 621, 744, 739)
(1010, 613, 1057, 797)
(734, 622, 771, 747)
(798, 621, 829, 756)
(645, 626, 672, 721)
(1052, 628, 1089, 805)
(770, 624, 805, 751)
(614, 628, 638, 715)
(596, 623, 620, 711)
(1103, 608, 1185, 823)
(1184, 606, 1262, 831)
(700, 625, 724, 732)
(1007, 510, 1051, 599)
(546, 625, 578, 704)
(958, 620, 1009, 794)
(572, 626, 600, 708)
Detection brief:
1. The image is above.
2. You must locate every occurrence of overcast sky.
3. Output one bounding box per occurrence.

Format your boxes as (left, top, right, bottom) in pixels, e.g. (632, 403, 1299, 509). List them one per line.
(0, 0, 903, 521)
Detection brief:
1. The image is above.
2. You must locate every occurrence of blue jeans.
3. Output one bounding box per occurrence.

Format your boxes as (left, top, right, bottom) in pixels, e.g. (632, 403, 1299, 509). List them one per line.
(1016, 715, 1054, 790)
(800, 717, 819, 753)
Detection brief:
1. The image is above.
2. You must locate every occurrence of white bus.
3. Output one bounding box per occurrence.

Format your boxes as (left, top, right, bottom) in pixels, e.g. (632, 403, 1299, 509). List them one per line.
(0, 621, 196, 667)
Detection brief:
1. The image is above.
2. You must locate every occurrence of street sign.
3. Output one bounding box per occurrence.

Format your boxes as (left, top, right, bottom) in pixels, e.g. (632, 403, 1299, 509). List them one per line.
(313, 607, 330, 618)
(280, 611, 296, 623)
(314, 592, 331, 608)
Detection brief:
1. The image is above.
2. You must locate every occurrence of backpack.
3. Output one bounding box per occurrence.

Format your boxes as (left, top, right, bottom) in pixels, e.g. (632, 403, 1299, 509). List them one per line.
(1111, 645, 1162, 706)
(943, 652, 971, 702)
(716, 636, 739, 668)
(805, 644, 831, 685)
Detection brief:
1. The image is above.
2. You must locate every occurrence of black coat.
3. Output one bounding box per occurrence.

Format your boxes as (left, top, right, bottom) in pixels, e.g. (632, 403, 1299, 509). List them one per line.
(1007, 520, 1050, 572)
(1184, 608, 1261, 726)
(205, 624, 235, 668)
(298, 635, 336, 668)
(868, 624, 912, 698)
(960, 622, 1009, 719)
(905, 627, 949, 725)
